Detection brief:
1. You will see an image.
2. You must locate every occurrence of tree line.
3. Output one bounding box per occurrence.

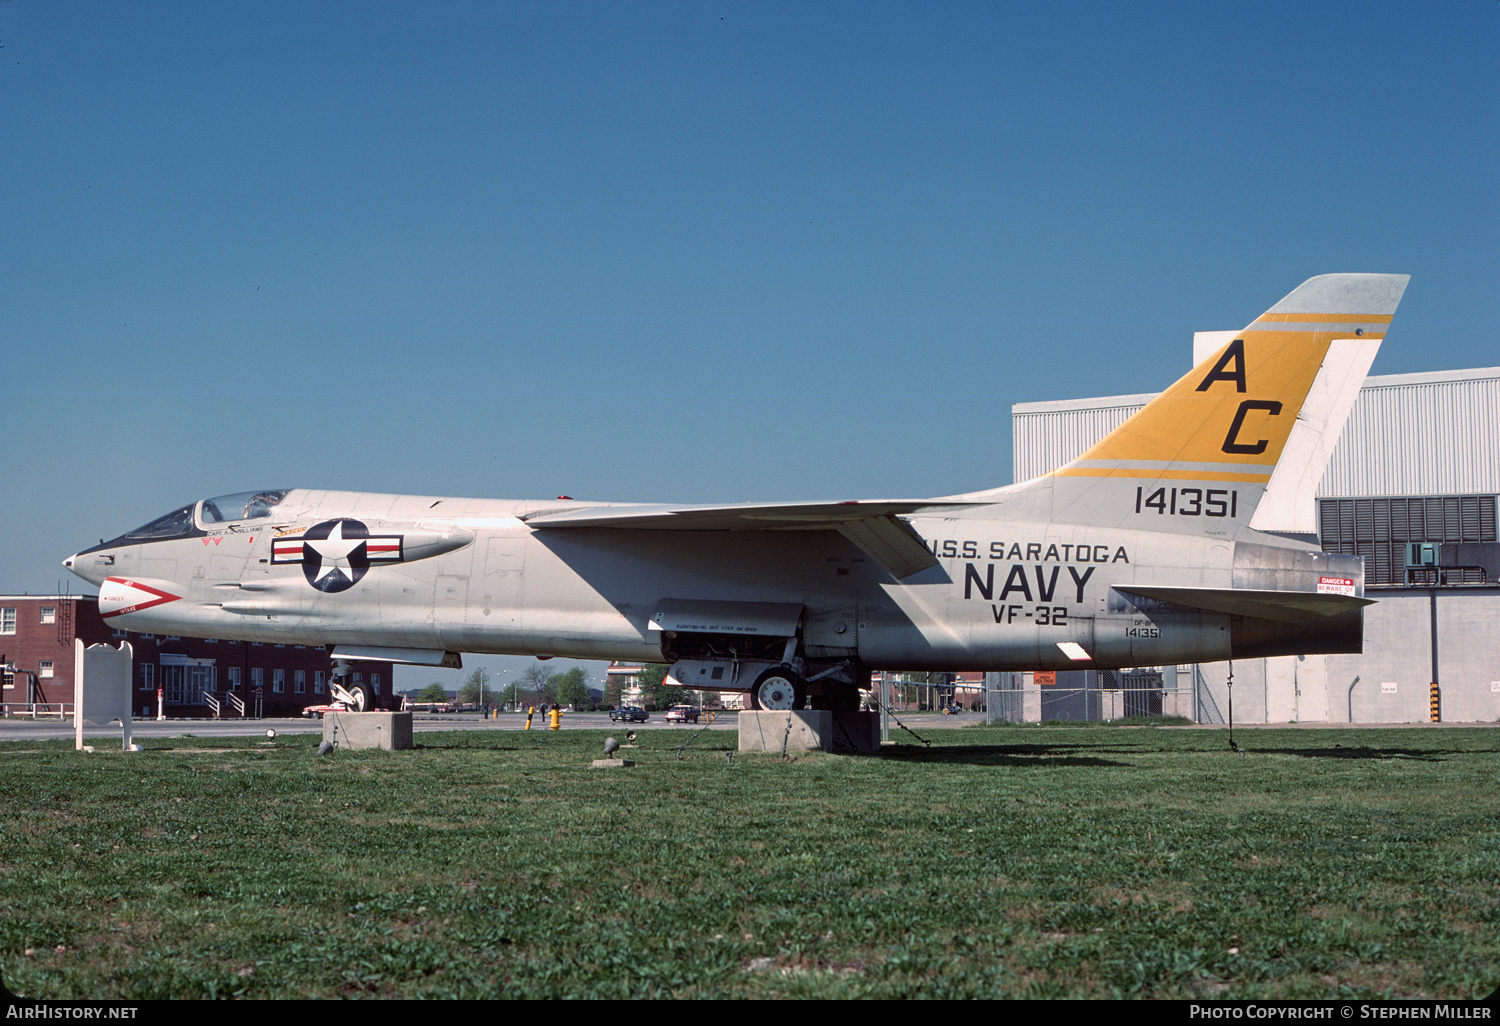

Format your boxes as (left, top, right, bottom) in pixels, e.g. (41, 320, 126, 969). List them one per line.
(413, 664, 593, 711)
(412, 661, 692, 712)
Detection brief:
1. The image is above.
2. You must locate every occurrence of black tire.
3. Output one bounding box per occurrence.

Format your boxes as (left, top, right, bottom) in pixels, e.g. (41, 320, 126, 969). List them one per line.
(747, 667, 805, 711)
(346, 682, 373, 712)
(823, 682, 861, 712)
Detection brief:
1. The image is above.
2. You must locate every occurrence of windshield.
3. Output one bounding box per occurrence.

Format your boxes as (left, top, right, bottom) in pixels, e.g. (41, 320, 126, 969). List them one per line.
(123, 503, 200, 540)
(94, 489, 290, 550)
(200, 489, 290, 524)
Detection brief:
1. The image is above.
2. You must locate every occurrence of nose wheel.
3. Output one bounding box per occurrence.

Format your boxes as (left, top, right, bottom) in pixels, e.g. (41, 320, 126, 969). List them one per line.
(747, 667, 805, 711)
(330, 658, 371, 712)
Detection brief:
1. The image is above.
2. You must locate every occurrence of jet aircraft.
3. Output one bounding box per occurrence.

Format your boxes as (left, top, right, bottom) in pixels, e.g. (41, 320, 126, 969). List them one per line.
(65, 274, 1409, 713)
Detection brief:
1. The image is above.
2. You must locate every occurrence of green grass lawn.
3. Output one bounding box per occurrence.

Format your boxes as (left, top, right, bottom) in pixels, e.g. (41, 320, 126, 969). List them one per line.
(2, 724, 1497, 999)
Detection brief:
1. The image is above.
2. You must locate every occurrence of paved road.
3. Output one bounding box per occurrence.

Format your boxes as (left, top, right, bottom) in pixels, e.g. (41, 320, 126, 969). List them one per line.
(0, 709, 989, 743)
(7, 710, 1469, 745)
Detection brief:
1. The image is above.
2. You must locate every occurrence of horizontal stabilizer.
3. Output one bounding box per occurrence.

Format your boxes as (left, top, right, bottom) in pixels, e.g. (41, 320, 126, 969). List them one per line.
(1117, 585, 1373, 624)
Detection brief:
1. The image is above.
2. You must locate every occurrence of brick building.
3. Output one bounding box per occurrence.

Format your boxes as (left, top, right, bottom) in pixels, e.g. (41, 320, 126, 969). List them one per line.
(1, 594, 385, 718)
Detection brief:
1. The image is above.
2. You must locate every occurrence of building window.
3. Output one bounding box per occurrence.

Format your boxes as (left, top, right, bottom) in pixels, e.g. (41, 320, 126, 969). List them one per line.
(39, 660, 54, 678)
(113, 628, 128, 638)
(139, 664, 154, 691)
(314, 670, 325, 695)
(204, 638, 217, 645)
(227, 667, 241, 689)
(372, 673, 382, 696)
(274, 643, 285, 648)
(164, 635, 180, 641)
(40, 607, 56, 624)
(251, 668, 263, 691)
(272, 669, 285, 694)
(1, 609, 14, 635)
(294, 670, 305, 694)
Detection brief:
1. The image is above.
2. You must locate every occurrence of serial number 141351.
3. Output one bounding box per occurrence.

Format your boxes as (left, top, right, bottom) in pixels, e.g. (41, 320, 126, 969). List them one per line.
(1135, 487, 1238, 518)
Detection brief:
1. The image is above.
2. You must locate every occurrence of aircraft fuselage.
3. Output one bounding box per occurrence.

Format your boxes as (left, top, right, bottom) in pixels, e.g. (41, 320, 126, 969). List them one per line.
(66, 488, 1363, 683)
(65, 274, 1409, 711)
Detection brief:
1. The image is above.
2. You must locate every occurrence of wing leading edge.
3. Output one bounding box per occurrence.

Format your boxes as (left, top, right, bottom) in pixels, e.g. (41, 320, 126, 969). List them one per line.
(521, 499, 980, 579)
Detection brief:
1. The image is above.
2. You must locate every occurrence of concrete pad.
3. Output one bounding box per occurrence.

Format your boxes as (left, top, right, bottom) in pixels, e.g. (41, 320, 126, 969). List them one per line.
(738, 710, 879, 754)
(322, 711, 413, 751)
(590, 758, 635, 768)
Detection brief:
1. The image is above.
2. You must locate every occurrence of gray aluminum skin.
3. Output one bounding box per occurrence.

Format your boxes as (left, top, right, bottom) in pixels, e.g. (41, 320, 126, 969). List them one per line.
(64, 275, 1409, 703)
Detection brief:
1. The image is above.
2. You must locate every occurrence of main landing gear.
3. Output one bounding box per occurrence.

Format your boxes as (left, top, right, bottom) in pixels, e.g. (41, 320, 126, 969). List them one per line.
(747, 666, 805, 711)
(742, 665, 866, 712)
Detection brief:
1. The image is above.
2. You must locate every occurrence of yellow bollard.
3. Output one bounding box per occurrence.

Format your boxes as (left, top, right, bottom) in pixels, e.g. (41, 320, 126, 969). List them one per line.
(525, 705, 535, 730)
(549, 706, 562, 730)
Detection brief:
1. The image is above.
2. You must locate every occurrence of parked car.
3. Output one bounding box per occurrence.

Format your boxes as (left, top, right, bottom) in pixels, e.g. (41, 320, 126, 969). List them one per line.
(664, 705, 700, 723)
(301, 701, 349, 720)
(610, 706, 649, 723)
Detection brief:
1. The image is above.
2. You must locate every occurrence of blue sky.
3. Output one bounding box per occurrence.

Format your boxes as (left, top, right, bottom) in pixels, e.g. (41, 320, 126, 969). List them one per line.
(3, 1, 1496, 692)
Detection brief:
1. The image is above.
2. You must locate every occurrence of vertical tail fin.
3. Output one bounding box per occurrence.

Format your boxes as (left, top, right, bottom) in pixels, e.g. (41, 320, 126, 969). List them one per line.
(1033, 274, 1410, 527)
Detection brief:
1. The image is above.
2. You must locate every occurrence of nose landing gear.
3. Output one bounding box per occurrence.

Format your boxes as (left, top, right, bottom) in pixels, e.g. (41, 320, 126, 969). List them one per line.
(330, 658, 372, 712)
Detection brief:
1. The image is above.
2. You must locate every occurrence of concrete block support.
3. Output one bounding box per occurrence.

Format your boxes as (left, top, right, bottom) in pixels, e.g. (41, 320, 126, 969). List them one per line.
(738, 710, 880, 754)
(323, 711, 413, 751)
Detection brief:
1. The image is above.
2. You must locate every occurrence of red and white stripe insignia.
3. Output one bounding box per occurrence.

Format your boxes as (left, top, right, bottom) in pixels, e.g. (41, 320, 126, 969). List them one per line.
(366, 539, 402, 562)
(99, 577, 183, 619)
(270, 533, 403, 564)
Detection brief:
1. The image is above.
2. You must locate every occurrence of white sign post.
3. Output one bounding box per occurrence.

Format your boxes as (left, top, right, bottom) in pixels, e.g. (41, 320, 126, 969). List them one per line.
(73, 640, 134, 752)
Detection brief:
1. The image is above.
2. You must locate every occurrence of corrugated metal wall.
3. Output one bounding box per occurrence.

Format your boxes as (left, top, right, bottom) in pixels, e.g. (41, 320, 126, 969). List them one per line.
(1319, 371, 1500, 497)
(1012, 368, 1500, 499)
(1011, 395, 1149, 483)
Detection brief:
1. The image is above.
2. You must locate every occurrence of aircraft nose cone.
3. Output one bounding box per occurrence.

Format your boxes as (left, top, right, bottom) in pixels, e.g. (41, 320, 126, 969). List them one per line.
(63, 551, 104, 585)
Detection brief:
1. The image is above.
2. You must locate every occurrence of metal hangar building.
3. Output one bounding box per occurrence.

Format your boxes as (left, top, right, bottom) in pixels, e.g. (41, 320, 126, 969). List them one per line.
(999, 359, 1500, 724)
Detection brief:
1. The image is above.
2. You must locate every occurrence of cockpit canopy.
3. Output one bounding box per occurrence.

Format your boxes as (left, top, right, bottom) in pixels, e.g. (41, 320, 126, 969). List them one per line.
(113, 489, 291, 544)
(199, 489, 290, 526)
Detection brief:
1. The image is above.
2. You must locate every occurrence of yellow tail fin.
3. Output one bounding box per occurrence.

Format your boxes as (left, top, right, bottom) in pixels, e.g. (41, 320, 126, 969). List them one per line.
(1053, 274, 1409, 516)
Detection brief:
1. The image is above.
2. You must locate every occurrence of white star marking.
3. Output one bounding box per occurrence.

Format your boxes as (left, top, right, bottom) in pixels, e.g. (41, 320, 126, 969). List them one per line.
(305, 520, 365, 586)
